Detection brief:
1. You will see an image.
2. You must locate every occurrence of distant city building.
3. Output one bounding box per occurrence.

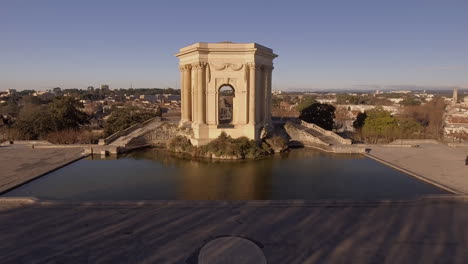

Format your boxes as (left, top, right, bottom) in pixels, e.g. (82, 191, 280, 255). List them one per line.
(7, 89, 16, 95)
(140, 94, 157, 102)
(317, 98, 336, 104)
(453, 87, 458, 104)
(125, 95, 135, 100)
(87, 86, 94, 91)
(336, 104, 400, 115)
(165, 95, 181, 102)
(33, 91, 55, 100)
(389, 90, 412, 94)
(388, 98, 404, 104)
(272, 90, 283, 95)
(444, 96, 468, 141)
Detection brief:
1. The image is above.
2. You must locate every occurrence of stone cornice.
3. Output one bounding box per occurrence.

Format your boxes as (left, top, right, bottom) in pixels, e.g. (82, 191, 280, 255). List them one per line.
(175, 42, 278, 59)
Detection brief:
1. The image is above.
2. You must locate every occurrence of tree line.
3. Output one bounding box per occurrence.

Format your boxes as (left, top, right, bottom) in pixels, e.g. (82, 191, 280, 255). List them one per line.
(1, 96, 160, 143)
(296, 97, 446, 143)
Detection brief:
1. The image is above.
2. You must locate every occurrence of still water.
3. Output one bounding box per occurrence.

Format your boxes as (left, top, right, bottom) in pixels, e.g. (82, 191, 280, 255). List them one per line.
(4, 148, 447, 200)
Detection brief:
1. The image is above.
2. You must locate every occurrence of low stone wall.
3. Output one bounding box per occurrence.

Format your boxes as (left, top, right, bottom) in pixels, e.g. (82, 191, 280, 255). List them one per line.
(30, 144, 90, 149)
(1, 140, 52, 146)
(82, 145, 119, 155)
(330, 145, 366, 153)
(389, 139, 441, 145)
(447, 142, 468, 148)
(380, 144, 419, 148)
(300, 142, 366, 154)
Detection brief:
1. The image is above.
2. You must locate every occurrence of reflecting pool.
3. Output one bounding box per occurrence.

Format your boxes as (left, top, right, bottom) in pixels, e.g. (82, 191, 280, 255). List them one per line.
(3, 148, 447, 200)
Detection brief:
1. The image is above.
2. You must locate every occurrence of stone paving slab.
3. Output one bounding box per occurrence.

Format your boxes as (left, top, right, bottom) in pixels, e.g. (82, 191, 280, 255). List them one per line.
(367, 143, 468, 194)
(0, 197, 467, 263)
(0, 145, 85, 194)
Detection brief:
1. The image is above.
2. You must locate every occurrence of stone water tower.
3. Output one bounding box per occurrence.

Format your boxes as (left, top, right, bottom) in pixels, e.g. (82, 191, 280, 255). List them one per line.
(176, 42, 277, 145)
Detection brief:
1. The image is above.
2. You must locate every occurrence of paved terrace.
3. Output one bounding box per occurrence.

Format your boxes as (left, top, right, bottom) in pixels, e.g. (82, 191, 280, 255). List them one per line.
(0, 144, 85, 194)
(0, 197, 467, 263)
(367, 143, 468, 195)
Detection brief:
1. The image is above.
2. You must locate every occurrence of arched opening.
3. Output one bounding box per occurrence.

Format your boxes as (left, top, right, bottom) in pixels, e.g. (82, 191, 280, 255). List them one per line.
(218, 85, 234, 125)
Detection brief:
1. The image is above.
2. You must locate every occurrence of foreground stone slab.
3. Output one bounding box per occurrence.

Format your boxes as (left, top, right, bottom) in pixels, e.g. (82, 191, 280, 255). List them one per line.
(367, 143, 468, 194)
(0, 197, 466, 263)
(0, 145, 85, 194)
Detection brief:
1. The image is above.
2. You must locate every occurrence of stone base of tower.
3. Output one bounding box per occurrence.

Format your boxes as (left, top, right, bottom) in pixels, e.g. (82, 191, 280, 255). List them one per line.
(189, 122, 265, 146)
(178, 120, 192, 129)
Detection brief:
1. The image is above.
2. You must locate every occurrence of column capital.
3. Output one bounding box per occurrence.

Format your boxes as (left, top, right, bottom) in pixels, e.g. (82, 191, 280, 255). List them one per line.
(263, 65, 274, 71)
(192, 62, 207, 69)
(248, 62, 263, 71)
(179, 64, 193, 72)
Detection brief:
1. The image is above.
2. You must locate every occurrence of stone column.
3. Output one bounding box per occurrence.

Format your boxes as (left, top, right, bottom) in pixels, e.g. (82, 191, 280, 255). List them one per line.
(258, 65, 267, 124)
(264, 66, 272, 123)
(248, 63, 256, 125)
(183, 64, 192, 121)
(192, 64, 198, 123)
(197, 62, 206, 124)
(179, 66, 186, 121)
(255, 65, 263, 124)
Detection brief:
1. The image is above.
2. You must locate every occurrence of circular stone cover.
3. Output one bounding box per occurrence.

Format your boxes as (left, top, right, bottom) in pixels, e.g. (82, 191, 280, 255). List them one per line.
(198, 236, 267, 264)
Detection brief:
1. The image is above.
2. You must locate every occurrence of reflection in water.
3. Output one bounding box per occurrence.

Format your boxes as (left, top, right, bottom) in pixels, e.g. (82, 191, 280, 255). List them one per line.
(178, 159, 272, 200)
(4, 148, 447, 200)
(124, 149, 273, 199)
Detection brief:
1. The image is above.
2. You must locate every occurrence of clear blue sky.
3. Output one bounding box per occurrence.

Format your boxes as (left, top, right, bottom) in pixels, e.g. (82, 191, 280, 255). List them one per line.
(1, 0, 467, 91)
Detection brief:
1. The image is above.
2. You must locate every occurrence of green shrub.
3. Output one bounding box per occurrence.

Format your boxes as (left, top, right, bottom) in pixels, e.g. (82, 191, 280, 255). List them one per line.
(167, 135, 194, 153)
(47, 129, 103, 144)
(167, 132, 275, 159)
(14, 97, 89, 140)
(299, 103, 336, 130)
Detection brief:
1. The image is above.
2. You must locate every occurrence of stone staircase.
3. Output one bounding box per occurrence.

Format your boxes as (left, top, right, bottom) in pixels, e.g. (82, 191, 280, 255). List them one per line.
(284, 120, 364, 153)
(109, 120, 163, 149)
(299, 120, 352, 146)
(303, 128, 344, 146)
(95, 118, 165, 153)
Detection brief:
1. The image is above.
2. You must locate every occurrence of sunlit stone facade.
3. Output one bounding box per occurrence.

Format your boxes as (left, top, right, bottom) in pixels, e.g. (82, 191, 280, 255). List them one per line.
(176, 42, 277, 145)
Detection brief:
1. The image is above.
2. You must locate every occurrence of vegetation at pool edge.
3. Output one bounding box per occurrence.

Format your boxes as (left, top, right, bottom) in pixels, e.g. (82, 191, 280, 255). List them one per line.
(167, 132, 288, 160)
